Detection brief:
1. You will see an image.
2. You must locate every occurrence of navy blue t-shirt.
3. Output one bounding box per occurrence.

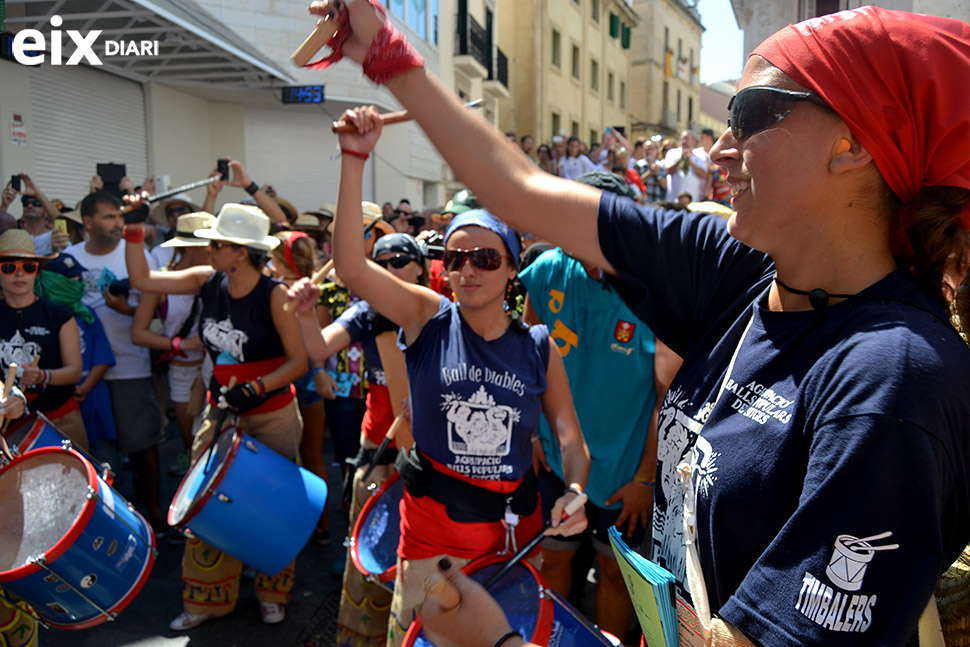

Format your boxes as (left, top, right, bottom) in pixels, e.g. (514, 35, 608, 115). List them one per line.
(598, 190, 970, 647)
(336, 301, 384, 386)
(403, 297, 550, 481)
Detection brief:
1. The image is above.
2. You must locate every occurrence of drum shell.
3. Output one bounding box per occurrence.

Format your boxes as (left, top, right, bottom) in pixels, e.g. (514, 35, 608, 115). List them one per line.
(402, 554, 554, 647)
(0, 447, 155, 629)
(350, 471, 403, 585)
(3, 413, 113, 485)
(169, 429, 328, 576)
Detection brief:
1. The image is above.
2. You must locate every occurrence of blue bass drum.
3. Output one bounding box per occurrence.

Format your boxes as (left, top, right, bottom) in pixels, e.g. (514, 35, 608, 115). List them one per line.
(168, 427, 328, 576)
(0, 447, 155, 629)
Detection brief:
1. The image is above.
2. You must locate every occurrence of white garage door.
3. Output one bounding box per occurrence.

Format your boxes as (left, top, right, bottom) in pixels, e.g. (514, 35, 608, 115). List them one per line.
(30, 65, 148, 208)
(243, 106, 374, 215)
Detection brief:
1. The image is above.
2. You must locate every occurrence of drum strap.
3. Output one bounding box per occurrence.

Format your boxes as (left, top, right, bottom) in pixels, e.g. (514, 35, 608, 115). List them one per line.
(395, 446, 537, 524)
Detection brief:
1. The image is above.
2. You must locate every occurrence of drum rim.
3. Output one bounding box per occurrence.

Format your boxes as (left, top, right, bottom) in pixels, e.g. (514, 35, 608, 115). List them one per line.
(350, 471, 401, 583)
(1, 412, 45, 450)
(401, 553, 554, 647)
(544, 587, 618, 646)
(167, 428, 242, 529)
(0, 447, 98, 581)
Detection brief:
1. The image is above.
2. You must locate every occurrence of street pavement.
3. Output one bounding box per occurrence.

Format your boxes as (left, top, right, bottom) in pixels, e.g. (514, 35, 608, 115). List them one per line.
(40, 418, 347, 647)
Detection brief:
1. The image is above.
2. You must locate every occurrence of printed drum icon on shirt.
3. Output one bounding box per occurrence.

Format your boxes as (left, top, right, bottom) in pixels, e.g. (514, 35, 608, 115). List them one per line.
(443, 386, 520, 457)
(825, 532, 899, 591)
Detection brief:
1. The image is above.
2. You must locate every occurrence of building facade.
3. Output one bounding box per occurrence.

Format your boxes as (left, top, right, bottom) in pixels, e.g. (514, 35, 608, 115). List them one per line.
(732, 0, 970, 60)
(627, 0, 703, 141)
(0, 0, 508, 216)
(497, 0, 639, 148)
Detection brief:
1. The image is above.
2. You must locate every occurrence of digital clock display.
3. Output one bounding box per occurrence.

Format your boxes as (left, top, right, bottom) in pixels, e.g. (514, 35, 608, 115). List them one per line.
(282, 85, 325, 104)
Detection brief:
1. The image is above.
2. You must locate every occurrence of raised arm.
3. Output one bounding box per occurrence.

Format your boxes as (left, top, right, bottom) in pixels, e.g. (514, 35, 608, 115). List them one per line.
(123, 220, 212, 295)
(308, 1, 609, 271)
(330, 106, 440, 343)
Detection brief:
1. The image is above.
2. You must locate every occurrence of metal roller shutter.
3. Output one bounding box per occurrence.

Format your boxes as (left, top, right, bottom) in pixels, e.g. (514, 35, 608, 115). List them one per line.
(29, 65, 148, 208)
(243, 106, 374, 214)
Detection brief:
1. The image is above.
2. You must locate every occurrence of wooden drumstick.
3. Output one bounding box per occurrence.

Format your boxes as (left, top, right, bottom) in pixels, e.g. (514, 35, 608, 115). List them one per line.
(0, 364, 18, 460)
(331, 99, 483, 134)
(424, 571, 462, 611)
(291, 18, 341, 67)
(282, 259, 335, 314)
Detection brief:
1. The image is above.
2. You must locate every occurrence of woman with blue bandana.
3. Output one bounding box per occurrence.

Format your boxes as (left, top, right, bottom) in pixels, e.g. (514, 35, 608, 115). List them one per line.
(287, 105, 591, 647)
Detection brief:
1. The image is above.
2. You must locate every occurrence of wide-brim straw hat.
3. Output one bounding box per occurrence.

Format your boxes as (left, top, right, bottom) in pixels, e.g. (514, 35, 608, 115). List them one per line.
(150, 193, 203, 227)
(58, 209, 84, 225)
(194, 204, 280, 252)
(327, 201, 394, 236)
(160, 212, 216, 248)
(0, 229, 57, 260)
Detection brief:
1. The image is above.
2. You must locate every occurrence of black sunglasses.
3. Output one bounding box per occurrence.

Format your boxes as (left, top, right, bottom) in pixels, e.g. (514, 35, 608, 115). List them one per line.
(374, 253, 413, 269)
(166, 205, 192, 217)
(208, 240, 240, 251)
(0, 260, 39, 275)
(727, 86, 830, 140)
(443, 247, 510, 272)
(21, 199, 42, 208)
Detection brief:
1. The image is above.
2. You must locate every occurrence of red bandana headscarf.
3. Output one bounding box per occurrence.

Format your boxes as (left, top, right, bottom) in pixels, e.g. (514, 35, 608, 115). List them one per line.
(752, 7, 970, 257)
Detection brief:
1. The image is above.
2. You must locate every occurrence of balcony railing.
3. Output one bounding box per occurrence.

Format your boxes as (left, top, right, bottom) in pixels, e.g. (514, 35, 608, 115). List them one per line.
(456, 7, 490, 74)
(488, 46, 508, 89)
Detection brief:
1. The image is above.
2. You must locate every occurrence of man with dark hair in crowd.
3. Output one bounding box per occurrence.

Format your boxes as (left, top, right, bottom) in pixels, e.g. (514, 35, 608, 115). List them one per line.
(64, 191, 165, 534)
(387, 198, 414, 233)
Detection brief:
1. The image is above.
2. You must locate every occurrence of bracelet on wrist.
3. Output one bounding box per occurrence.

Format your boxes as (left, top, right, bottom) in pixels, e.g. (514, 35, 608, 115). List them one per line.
(341, 148, 370, 161)
(123, 226, 145, 243)
(255, 376, 266, 397)
(245, 181, 260, 196)
(567, 484, 584, 497)
(312, 367, 327, 377)
(633, 474, 655, 487)
(171, 336, 182, 353)
(493, 630, 523, 647)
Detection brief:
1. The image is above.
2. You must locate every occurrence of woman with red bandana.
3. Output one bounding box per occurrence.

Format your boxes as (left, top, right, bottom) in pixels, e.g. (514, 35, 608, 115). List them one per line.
(303, 3, 970, 646)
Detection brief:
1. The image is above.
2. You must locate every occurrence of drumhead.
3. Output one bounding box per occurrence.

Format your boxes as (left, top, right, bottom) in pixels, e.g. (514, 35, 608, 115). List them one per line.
(0, 451, 89, 572)
(352, 474, 404, 580)
(169, 428, 235, 526)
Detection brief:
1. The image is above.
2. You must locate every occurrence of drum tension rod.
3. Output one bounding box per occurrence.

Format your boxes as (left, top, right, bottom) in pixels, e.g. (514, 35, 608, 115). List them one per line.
(28, 555, 117, 622)
(86, 486, 159, 557)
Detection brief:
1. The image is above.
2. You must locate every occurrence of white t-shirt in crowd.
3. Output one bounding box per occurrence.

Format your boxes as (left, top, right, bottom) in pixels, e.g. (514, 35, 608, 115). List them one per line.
(663, 146, 711, 203)
(30, 231, 52, 256)
(559, 155, 598, 181)
(63, 240, 154, 380)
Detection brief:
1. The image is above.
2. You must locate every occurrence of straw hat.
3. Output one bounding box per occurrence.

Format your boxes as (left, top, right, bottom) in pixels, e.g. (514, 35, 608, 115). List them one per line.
(160, 212, 216, 248)
(58, 209, 83, 225)
(150, 193, 203, 227)
(0, 229, 57, 260)
(327, 201, 394, 236)
(292, 213, 323, 231)
(194, 204, 280, 252)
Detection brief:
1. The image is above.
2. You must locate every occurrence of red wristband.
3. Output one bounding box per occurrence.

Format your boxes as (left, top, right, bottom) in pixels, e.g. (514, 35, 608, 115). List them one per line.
(342, 149, 370, 161)
(124, 226, 145, 243)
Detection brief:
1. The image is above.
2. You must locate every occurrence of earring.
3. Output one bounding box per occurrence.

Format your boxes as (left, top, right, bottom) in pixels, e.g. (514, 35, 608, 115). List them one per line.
(504, 282, 519, 320)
